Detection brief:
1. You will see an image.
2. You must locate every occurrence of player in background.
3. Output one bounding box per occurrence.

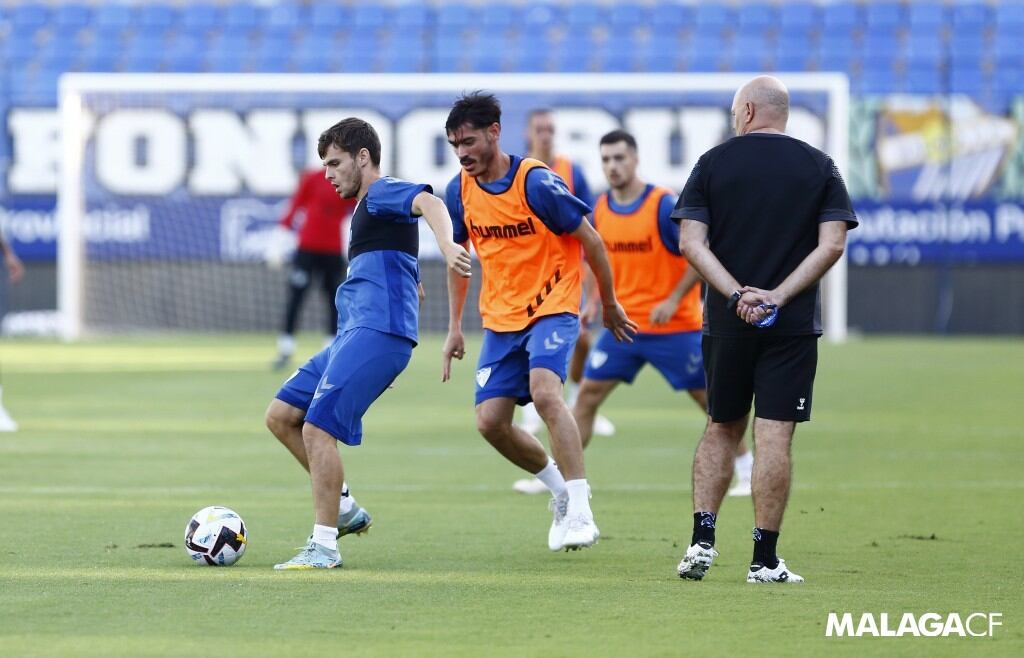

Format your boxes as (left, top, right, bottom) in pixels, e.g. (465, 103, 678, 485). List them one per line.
(0, 231, 24, 432)
(266, 118, 471, 569)
(442, 92, 637, 552)
(270, 168, 356, 370)
(515, 109, 617, 444)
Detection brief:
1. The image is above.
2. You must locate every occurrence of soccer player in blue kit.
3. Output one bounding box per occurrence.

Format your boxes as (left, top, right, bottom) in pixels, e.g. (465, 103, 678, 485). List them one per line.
(266, 118, 471, 570)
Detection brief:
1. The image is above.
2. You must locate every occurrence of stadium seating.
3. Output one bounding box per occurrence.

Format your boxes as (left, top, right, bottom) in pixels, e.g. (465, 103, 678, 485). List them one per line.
(1, 0, 1022, 103)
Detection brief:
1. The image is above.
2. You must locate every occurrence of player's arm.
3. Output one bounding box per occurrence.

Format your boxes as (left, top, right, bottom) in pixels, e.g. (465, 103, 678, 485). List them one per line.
(442, 245, 471, 382)
(0, 234, 24, 283)
(650, 264, 701, 325)
(411, 191, 471, 278)
(739, 221, 847, 323)
(572, 220, 638, 343)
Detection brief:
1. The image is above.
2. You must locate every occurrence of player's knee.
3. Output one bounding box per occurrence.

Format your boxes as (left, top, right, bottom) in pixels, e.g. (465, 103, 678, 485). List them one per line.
(475, 410, 510, 439)
(530, 389, 564, 419)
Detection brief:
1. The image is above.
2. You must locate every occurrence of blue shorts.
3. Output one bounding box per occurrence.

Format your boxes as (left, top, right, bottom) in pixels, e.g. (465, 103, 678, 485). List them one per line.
(475, 313, 579, 406)
(583, 329, 705, 391)
(275, 327, 413, 445)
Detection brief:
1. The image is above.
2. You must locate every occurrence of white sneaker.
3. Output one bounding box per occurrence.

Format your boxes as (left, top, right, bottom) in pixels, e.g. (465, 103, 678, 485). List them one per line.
(727, 479, 751, 497)
(518, 402, 543, 435)
(677, 542, 718, 580)
(592, 414, 616, 437)
(0, 406, 17, 432)
(747, 557, 804, 583)
(548, 494, 569, 551)
(513, 477, 549, 495)
(561, 513, 600, 551)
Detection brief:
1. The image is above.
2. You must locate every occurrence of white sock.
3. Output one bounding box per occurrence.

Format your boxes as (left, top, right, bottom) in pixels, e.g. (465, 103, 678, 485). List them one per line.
(566, 381, 580, 406)
(312, 524, 338, 551)
(277, 334, 296, 356)
(534, 458, 567, 498)
(522, 402, 541, 422)
(735, 451, 753, 481)
(565, 479, 593, 518)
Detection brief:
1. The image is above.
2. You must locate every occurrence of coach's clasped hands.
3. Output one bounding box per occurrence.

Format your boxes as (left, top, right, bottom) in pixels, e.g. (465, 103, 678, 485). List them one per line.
(736, 286, 785, 326)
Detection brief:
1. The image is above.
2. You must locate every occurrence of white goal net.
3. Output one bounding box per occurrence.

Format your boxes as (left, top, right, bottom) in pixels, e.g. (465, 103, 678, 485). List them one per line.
(57, 73, 850, 340)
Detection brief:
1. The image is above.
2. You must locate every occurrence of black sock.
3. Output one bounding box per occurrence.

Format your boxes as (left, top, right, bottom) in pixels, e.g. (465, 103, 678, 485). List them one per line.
(752, 528, 779, 568)
(691, 512, 716, 546)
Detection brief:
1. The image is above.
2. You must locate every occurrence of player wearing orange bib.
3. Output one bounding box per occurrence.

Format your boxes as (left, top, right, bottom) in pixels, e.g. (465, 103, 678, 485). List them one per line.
(442, 93, 637, 552)
(572, 131, 753, 496)
(513, 109, 618, 447)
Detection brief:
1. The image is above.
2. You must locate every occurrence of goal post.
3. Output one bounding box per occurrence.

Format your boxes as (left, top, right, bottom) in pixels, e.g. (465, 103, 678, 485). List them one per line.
(57, 72, 850, 342)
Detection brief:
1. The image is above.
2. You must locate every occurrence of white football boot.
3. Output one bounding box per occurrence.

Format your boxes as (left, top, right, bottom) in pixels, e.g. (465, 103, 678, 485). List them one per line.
(677, 542, 718, 580)
(513, 477, 549, 495)
(548, 494, 569, 551)
(561, 513, 600, 551)
(747, 558, 804, 583)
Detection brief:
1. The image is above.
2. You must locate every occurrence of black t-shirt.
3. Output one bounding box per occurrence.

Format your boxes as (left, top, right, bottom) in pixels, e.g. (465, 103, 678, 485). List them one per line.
(672, 133, 858, 336)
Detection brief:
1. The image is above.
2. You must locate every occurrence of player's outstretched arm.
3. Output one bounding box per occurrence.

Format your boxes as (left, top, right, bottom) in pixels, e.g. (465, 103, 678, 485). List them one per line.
(572, 220, 638, 343)
(412, 192, 472, 278)
(442, 254, 471, 382)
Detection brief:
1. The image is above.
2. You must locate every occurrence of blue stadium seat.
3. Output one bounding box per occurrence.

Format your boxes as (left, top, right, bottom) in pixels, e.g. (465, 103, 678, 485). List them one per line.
(694, 4, 732, 32)
(94, 4, 134, 29)
(818, 50, 856, 73)
(181, 4, 221, 30)
(993, 68, 1022, 94)
(995, 3, 1024, 29)
(53, 4, 93, 29)
(908, 2, 947, 29)
(266, 4, 305, 30)
(952, 2, 992, 32)
(906, 66, 944, 94)
(10, 4, 48, 29)
(992, 35, 1023, 66)
(352, 6, 390, 30)
(950, 67, 986, 94)
(777, 24, 814, 49)
(865, 1, 904, 30)
(686, 52, 720, 73)
(310, 5, 346, 29)
(608, 3, 648, 30)
(566, 4, 606, 29)
(381, 48, 427, 73)
(224, 4, 262, 30)
(437, 4, 475, 29)
(823, 2, 861, 30)
(395, 4, 432, 28)
(480, 4, 517, 29)
(905, 36, 944, 63)
(774, 51, 814, 72)
(779, 2, 818, 29)
(81, 51, 119, 72)
(737, 4, 777, 31)
(138, 5, 177, 29)
(859, 68, 900, 94)
(523, 5, 560, 29)
(512, 49, 549, 73)
(658, 3, 692, 28)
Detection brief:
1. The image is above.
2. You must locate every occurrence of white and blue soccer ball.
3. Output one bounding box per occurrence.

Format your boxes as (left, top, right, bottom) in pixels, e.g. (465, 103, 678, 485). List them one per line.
(184, 506, 248, 566)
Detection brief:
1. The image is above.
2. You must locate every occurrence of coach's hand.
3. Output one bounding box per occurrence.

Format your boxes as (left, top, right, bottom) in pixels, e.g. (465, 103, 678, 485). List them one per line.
(603, 302, 639, 343)
(442, 242, 472, 278)
(737, 287, 783, 325)
(441, 331, 466, 382)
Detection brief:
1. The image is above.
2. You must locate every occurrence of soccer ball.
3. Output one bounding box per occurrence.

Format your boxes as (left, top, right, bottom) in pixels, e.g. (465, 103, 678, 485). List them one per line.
(184, 506, 248, 566)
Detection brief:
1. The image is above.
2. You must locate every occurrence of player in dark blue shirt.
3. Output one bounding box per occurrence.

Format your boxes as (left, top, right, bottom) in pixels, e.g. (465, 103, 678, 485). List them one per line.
(267, 118, 471, 570)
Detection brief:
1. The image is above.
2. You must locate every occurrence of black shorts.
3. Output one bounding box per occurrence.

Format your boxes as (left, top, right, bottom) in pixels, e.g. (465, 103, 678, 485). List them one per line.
(702, 334, 819, 423)
(291, 249, 346, 287)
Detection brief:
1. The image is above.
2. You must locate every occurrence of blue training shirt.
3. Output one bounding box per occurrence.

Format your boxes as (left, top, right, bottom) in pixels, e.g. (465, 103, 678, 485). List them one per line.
(445, 155, 592, 244)
(336, 176, 430, 345)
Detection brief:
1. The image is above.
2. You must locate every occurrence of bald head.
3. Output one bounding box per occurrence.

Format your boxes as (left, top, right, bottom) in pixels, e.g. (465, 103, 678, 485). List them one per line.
(731, 75, 789, 135)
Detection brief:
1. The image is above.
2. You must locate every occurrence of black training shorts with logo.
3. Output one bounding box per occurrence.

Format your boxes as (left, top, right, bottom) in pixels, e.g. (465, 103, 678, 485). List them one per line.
(701, 334, 819, 423)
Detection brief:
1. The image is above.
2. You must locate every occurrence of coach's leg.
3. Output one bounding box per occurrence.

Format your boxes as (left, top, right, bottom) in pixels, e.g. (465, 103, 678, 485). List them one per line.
(572, 378, 618, 449)
(530, 368, 584, 480)
(476, 397, 550, 473)
(692, 416, 748, 514)
(266, 399, 309, 470)
(302, 423, 344, 529)
(750, 418, 795, 532)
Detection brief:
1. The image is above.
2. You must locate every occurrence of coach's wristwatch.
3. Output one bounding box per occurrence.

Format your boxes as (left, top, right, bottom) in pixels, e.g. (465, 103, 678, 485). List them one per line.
(726, 290, 742, 311)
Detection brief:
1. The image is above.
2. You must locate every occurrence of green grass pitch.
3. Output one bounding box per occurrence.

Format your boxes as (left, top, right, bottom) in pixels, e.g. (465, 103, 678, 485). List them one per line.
(0, 335, 1021, 657)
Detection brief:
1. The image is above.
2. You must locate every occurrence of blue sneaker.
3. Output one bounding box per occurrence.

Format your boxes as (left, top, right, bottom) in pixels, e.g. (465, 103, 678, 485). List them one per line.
(338, 505, 372, 537)
(273, 540, 342, 570)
